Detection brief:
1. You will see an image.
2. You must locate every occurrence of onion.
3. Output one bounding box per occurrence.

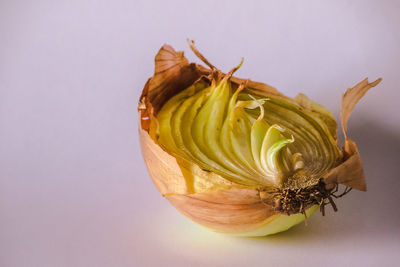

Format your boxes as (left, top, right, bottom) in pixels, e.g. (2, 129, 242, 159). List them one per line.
(138, 41, 381, 236)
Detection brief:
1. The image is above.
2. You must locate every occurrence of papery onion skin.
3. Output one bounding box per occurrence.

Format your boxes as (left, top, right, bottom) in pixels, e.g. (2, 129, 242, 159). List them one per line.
(138, 43, 381, 236)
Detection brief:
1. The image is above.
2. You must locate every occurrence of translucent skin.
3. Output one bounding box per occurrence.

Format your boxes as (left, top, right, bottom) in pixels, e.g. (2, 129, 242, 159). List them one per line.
(230, 205, 318, 237)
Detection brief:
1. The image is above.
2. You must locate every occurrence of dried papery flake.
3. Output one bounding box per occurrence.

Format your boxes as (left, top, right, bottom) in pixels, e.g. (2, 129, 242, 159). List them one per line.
(138, 42, 381, 236)
(324, 78, 382, 191)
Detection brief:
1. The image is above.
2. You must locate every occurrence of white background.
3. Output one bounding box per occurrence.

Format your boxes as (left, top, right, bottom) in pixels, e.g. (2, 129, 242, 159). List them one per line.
(1, 1, 399, 266)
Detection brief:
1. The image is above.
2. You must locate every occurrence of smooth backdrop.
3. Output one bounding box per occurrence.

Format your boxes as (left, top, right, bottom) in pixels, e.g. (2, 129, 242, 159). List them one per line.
(1, 1, 399, 266)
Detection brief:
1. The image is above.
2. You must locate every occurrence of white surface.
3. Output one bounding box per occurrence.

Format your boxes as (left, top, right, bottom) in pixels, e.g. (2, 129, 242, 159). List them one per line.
(1, 1, 399, 266)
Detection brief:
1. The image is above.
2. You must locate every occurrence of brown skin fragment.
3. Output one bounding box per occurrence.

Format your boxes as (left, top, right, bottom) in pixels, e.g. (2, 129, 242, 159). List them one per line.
(323, 78, 382, 191)
(146, 45, 201, 114)
(340, 78, 382, 139)
(324, 139, 367, 191)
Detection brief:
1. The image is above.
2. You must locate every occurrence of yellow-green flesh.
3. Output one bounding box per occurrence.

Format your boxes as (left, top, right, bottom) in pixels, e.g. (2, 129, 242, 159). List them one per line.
(155, 79, 340, 188)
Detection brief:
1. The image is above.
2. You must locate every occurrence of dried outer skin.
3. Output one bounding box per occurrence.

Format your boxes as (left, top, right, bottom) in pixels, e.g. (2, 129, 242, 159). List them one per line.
(324, 78, 382, 191)
(138, 44, 381, 234)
